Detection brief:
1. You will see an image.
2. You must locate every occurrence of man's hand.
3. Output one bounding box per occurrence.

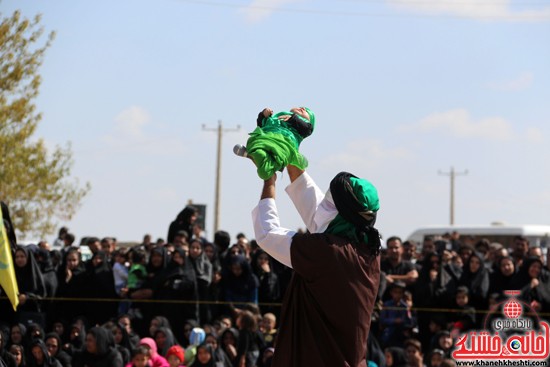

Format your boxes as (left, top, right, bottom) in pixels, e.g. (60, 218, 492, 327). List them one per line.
(287, 165, 305, 183)
(261, 174, 277, 200)
(262, 108, 273, 118)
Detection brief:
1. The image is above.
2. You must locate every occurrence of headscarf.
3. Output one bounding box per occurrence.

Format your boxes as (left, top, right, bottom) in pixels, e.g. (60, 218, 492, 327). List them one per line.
(14, 245, 46, 298)
(44, 332, 63, 358)
(489, 256, 517, 294)
(223, 255, 259, 300)
(9, 323, 27, 347)
(190, 342, 216, 367)
(325, 172, 381, 255)
(28, 339, 58, 367)
(189, 240, 212, 284)
(154, 327, 177, 357)
(168, 205, 198, 244)
(512, 256, 547, 289)
(147, 247, 169, 275)
(87, 327, 112, 357)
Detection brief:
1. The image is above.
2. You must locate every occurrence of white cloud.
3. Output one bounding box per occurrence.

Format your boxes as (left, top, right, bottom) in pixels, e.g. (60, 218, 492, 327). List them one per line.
(387, 0, 550, 22)
(101, 106, 187, 155)
(240, 0, 305, 23)
(400, 109, 515, 141)
(487, 72, 534, 91)
(113, 106, 150, 139)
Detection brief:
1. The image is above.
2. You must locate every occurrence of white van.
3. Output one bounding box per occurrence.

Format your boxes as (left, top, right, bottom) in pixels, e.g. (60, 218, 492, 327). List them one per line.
(406, 224, 550, 250)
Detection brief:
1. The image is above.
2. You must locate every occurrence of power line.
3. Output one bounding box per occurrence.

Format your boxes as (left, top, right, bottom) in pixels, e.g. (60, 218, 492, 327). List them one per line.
(173, 0, 550, 21)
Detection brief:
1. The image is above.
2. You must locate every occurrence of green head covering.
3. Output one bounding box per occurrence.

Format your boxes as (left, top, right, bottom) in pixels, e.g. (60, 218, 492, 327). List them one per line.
(304, 107, 315, 131)
(325, 172, 381, 255)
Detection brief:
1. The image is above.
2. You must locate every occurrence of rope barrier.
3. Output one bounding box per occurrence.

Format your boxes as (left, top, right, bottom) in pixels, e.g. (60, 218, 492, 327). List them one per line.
(2, 296, 549, 317)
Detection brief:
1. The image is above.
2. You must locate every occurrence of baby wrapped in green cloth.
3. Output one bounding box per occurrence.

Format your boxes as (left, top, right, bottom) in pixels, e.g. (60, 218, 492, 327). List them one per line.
(247, 107, 315, 179)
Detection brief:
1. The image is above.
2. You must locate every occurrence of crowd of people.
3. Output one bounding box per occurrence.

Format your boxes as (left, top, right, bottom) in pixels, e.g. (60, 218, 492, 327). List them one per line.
(1, 205, 549, 367)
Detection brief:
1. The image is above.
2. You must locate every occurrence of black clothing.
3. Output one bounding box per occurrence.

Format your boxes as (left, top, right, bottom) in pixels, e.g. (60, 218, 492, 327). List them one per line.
(71, 327, 123, 367)
(167, 206, 197, 244)
(83, 251, 118, 326)
(153, 249, 199, 342)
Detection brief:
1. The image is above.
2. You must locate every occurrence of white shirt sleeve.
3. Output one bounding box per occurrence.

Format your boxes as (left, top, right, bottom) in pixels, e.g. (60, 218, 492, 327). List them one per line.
(285, 171, 338, 233)
(252, 198, 295, 268)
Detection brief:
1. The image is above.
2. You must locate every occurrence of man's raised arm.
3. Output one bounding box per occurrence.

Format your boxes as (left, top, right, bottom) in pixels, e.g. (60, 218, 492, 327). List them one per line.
(252, 174, 296, 268)
(285, 165, 337, 234)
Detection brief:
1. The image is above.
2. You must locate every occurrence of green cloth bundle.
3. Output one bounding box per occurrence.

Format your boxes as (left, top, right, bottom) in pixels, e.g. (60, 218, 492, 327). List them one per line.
(246, 109, 315, 180)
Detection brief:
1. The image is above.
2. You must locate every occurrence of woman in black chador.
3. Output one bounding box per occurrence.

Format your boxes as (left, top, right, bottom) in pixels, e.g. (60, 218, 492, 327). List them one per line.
(167, 205, 198, 244)
(83, 251, 118, 326)
(14, 246, 46, 327)
(153, 248, 199, 343)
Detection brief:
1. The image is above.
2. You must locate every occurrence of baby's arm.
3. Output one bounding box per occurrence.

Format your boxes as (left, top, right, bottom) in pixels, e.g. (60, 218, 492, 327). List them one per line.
(257, 107, 274, 126)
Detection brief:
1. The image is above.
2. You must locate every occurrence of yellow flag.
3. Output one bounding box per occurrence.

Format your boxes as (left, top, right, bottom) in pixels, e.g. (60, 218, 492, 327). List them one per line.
(0, 208, 19, 311)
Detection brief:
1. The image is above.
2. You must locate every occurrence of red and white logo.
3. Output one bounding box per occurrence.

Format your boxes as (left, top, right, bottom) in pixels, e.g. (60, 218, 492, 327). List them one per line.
(452, 290, 549, 361)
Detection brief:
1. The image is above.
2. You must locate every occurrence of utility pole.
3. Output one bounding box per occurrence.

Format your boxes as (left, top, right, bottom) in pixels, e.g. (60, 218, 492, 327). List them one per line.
(438, 167, 468, 225)
(202, 120, 240, 234)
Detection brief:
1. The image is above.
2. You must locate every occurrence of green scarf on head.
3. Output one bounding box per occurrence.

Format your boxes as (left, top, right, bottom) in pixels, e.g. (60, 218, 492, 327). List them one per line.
(246, 109, 315, 180)
(325, 176, 380, 244)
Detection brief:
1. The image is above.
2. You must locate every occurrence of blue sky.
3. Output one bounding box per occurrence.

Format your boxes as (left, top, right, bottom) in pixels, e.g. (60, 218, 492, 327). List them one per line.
(3, 0, 550, 244)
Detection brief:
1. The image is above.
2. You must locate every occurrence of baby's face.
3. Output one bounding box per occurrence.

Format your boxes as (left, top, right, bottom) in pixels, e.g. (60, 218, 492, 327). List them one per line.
(290, 107, 310, 121)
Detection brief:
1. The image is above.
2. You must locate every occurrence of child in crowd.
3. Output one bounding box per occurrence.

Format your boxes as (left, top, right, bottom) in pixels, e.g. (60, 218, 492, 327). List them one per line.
(128, 345, 151, 367)
(113, 250, 129, 295)
(428, 348, 445, 367)
(380, 282, 414, 348)
(451, 286, 476, 334)
(191, 343, 215, 367)
(139, 338, 169, 367)
(184, 327, 206, 366)
(124, 249, 148, 318)
(260, 313, 278, 348)
(113, 249, 130, 314)
(166, 345, 185, 367)
(127, 249, 148, 290)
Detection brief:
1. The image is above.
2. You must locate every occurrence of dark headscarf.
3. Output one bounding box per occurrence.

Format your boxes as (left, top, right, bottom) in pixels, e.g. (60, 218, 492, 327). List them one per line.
(87, 327, 112, 357)
(223, 255, 259, 298)
(14, 246, 46, 299)
(189, 240, 212, 284)
(66, 322, 86, 352)
(24, 323, 45, 347)
(513, 256, 546, 289)
(167, 205, 198, 244)
(9, 323, 27, 347)
(458, 251, 490, 307)
(203, 242, 222, 273)
(489, 256, 517, 294)
(28, 339, 59, 367)
(146, 247, 169, 275)
(154, 327, 177, 357)
(191, 342, 216, 367)
(327, 172, 381, 256)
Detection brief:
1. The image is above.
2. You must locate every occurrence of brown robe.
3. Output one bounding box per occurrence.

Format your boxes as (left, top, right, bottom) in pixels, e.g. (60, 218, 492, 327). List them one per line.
(271, 232, 380, 367)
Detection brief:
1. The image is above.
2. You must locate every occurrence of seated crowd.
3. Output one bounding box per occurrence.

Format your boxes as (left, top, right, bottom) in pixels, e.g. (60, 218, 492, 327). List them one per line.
(1, 206, 549, 367)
